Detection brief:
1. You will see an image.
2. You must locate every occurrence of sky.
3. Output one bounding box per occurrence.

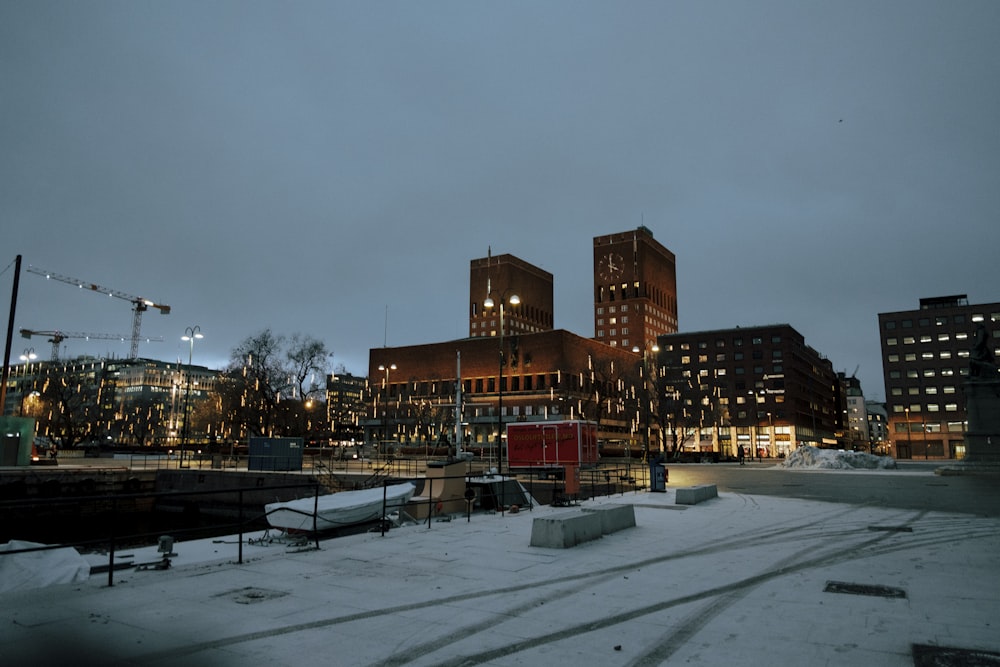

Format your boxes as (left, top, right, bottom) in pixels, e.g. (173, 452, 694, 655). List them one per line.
(2, 1, 998, 401)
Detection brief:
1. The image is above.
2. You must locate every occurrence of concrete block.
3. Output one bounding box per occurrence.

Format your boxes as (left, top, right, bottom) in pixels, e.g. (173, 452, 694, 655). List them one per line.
(529, 510, 604, 548)
(675, 484, 718, 505)
(582, 504, 636, 534)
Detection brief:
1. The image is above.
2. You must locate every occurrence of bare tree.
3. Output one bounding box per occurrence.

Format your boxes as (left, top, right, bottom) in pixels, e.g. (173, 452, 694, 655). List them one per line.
(218, 329, 330, 439)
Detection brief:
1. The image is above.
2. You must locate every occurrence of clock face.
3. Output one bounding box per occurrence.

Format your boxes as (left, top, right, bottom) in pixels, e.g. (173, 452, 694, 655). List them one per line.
(598, 252, 625, 281)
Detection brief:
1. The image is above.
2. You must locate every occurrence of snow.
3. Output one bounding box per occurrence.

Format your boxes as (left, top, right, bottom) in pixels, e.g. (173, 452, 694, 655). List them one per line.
(2, 485, 999, 666)
(781, 444, 897, 470)
(0, 540, 91, 593)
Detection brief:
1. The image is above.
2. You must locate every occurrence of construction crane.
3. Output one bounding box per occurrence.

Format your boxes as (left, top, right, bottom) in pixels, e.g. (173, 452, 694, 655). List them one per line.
(20, 328, 164, 361)
(26, 266, 171, 359)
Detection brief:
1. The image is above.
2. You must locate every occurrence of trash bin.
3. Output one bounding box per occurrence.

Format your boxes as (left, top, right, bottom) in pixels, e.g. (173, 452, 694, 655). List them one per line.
(650, 462, 667, 492)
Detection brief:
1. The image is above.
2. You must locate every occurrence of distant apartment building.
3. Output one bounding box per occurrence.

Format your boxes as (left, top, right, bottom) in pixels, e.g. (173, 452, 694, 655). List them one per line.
(865, 400, 889, 454)
(657, 324, 841, 458)
(326, 371, 366, 445)
(842, 373, 870, 449)
(878, 295, 1000, 459)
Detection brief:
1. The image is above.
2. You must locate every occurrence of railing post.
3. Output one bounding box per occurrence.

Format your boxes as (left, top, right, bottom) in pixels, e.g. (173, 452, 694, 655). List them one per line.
(238, 489, 244, 564)
(107, 496, 117, 587)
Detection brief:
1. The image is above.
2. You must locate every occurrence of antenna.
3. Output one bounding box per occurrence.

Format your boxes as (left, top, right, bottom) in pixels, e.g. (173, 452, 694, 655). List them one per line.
(384, 304, 389, 348)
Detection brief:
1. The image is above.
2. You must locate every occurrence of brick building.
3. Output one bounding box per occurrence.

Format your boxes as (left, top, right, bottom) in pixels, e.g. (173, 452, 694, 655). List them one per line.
(364, 228, 682, 459)
(594, 226, 678, 351)
(365, 329, 644, 458)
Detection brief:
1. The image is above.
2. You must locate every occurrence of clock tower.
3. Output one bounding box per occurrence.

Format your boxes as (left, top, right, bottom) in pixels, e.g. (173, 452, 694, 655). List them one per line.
(593, 226, 678, 350)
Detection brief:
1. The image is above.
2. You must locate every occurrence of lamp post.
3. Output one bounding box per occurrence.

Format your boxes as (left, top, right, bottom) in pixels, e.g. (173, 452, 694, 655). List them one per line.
(633, 343, 659, 462)
(377, 363, 396, 462)
(484, 291, 519, 474)
(180, 326, 203, 469)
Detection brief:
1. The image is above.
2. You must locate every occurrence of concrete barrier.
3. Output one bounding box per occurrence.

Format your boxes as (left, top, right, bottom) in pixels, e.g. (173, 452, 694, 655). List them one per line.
(529, 510, 604, 548)
(582, 504, 636, 534)
(675, 484, 718, 505)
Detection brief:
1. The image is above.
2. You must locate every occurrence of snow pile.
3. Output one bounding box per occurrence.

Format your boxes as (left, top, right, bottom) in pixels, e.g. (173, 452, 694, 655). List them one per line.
(781, 445, 896, 470)
(0, 540, 91, 593)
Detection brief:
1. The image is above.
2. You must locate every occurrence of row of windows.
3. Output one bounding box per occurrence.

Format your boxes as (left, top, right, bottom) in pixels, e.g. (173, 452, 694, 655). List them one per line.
(886, 350, 971, 362)
(892, 403, 961, 413)
(890, 386, 958, 395)
(663, 335, 782, 352)
(886, 332, 969, 345)
(679, 350, 783, 364)
(883, 312, 999, 329)
(888, 368, 963, 379)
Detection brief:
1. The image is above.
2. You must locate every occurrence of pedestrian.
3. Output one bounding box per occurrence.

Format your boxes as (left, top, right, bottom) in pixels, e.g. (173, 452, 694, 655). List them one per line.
(738, 444, 745, 465)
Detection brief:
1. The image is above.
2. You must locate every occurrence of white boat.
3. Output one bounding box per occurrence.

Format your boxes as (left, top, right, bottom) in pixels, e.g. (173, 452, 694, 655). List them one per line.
(265, 482, 417, 532)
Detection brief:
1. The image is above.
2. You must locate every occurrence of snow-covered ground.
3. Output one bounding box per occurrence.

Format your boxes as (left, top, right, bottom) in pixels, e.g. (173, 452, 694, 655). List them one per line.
(781, 445, 897, 470)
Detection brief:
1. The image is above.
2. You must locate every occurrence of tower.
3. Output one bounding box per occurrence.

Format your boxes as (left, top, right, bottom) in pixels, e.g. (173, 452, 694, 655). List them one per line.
(469, 252, 554, 338)
(593, 226, 678, 350)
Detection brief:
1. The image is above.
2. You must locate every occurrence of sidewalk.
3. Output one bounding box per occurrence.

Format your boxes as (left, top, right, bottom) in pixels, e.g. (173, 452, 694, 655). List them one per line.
(3, 488, 999, 666)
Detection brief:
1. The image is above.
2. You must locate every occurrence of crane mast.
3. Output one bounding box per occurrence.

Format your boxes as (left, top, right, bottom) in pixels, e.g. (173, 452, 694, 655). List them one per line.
(26, 266, 170, 359)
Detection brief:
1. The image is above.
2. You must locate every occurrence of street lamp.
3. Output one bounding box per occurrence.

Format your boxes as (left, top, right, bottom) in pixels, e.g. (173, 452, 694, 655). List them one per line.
(19, 348, 37, 363)
(180, 326, 203, 469)
(377, 363, 397, 461)
(633, 343, 660, 462)
(484, 292, 519, 473)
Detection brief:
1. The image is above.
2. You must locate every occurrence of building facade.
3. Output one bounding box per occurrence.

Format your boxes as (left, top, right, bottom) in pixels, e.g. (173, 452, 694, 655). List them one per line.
(594, 226, 678, 351)
(878, 295, 1000, 459)
(656, 324, 842, 458)
(469, 253, 554, 338)
(5, 356, 217, 447)
(365, 329, 646, 459)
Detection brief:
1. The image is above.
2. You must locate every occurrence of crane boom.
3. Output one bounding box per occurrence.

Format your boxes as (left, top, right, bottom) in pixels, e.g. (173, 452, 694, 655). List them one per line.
(20, 328, 164, 361)
(26, 266, 171, 358)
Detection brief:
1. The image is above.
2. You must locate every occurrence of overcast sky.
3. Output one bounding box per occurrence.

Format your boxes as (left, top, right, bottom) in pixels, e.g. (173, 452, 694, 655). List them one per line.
(2, 1, 998, 401)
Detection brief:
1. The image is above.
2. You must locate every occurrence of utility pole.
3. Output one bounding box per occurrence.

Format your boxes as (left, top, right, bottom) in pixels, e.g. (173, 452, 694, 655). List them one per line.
(1, 255, 22, 416)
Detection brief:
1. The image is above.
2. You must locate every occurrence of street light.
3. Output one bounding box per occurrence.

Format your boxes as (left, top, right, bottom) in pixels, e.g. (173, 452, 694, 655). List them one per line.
(484, 292, 519, 473)
(180, 326, 203, 469)
(377, 363, 397, 461)
(19, 348, 37, 363)
(632, 343, 659, 462)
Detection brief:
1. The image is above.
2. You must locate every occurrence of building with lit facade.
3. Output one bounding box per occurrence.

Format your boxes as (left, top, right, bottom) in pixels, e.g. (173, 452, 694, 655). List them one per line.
(878, 295, 1000, 459)
(4, 356, 217, 447)
(364, 228, 680, 458)
(656, 324, 842, 458)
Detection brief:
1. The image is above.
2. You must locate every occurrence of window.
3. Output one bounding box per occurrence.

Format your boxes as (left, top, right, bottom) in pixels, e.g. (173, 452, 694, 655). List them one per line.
(888, 354, 900, 362)
(938, 333, 950, 342)
(923, 369, 936, 377)
(902, 319, 912, 328)
(903, 336, 915, 345)
(940, 351, 952, 359)
(886, 321, 897, 329)
(904, 353, 917, 362)
(887, 337, 898, 346)
(920, 335, 932, 343)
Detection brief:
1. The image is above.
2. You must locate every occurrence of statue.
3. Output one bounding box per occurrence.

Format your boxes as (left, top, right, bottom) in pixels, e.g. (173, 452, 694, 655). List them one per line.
(969, 323, 998, 378)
